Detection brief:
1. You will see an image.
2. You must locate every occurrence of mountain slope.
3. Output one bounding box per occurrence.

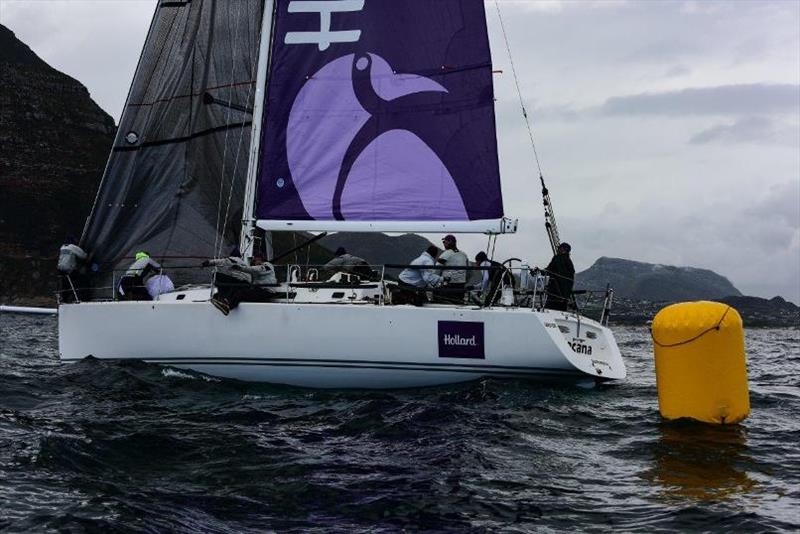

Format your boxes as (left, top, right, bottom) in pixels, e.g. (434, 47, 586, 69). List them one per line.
(0, 24, 116, 303)
(576, 257, 742, 301)
(318, 232, 436, 267)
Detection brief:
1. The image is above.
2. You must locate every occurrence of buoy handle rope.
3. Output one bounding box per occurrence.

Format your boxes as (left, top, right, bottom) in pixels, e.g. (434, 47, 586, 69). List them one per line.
(650, 305, 733, 348)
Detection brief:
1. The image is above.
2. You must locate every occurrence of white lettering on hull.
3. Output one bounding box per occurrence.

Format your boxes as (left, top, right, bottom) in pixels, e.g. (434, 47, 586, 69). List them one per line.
(443, 334, 478, 347)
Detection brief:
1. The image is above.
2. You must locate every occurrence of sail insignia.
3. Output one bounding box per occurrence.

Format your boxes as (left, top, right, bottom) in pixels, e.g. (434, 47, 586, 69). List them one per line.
(256, 0, 503, 224)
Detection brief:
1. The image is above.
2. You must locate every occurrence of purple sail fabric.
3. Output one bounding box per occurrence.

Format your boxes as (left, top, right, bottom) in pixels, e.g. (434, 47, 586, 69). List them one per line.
(257, 0, 503, 221)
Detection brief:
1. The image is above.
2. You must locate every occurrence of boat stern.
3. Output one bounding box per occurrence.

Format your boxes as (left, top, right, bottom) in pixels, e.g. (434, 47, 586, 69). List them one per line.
(536, 311, 627, 380)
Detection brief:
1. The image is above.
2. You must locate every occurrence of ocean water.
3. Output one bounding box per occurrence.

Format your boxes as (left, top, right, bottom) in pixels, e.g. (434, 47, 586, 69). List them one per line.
(0, 314, 798, 533)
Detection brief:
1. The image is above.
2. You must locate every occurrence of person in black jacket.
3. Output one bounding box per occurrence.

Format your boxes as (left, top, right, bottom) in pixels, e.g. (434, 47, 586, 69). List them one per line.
(544, 242, 575, 311)
(474, 251, 506, 306)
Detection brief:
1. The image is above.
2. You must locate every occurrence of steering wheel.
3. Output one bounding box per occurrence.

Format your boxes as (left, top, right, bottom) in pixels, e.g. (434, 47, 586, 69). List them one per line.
(499, 258, 521, 289)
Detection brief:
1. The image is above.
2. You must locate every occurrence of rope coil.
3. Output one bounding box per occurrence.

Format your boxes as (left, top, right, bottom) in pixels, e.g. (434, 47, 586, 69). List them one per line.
(650, 305, 733, 348)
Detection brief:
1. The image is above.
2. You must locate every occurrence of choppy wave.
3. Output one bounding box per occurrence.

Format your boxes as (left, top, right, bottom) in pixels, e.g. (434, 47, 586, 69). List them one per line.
(1, 314, 798, 532)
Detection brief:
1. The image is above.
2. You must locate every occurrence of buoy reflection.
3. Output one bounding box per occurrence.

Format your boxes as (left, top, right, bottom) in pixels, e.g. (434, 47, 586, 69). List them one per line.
(647, 420, 756, 501)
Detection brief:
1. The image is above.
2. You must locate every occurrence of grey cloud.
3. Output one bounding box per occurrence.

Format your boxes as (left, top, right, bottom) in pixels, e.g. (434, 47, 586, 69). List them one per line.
(600, 84, 800, 117)
(557, 187, 800, 303)
(528, 84, 800, 123)
(529, 104, 581, 122)
(689, 116, 800, 146)
(664, 65, 691, 78)
(744, 181, 800, 229)
(731, 36, 770, 65)
(621, 40, 699, 64)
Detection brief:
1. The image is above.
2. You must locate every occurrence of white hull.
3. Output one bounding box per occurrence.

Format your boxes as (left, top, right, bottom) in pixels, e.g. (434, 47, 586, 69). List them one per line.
(58, 298, 625, 388)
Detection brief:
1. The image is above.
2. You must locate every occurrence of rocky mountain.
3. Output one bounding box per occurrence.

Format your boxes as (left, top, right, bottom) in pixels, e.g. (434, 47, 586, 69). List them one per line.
(575, 257, 742, 302)
(718, 296, 799, 327)
(267, 232, 433, 269)
(0, 24, 116, 304)
(592, 296, 799, 327)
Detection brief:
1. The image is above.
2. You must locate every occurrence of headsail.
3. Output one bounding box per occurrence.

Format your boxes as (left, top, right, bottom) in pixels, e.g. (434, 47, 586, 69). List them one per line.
(255, 0, 504, 230)
(81, 0, 265, 275)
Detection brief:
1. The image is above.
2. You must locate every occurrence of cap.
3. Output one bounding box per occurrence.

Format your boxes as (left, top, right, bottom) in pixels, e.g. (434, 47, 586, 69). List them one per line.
(442, 234, 457, 244)
(558, 242, 571, 252)
(135, 251, 149, 261)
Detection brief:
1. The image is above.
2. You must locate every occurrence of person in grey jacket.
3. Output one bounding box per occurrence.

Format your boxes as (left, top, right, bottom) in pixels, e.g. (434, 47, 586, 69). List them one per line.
(202, 251, 277, 315)
(57, 236, 88, 302)
(436, 234, 469, 302)
(324, 247, 372, 278)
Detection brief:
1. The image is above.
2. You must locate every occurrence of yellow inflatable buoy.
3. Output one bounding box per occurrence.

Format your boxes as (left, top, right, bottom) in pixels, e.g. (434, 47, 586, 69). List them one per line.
(651, 301, 749, 424)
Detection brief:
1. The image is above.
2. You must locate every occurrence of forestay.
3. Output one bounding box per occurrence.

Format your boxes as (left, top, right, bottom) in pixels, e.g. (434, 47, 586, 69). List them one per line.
(255, 0, 504, 230)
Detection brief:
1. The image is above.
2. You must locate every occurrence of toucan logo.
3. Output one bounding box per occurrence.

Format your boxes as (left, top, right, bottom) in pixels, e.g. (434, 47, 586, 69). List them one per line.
(286, 53, 468, 221)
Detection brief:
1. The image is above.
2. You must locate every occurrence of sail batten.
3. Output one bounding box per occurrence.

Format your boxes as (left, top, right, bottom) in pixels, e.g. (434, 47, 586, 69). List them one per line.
(255, 0, 503, 225)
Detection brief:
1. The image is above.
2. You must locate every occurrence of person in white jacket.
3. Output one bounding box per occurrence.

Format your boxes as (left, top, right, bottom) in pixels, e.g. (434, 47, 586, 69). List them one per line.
(397, 245, 442, 306)
(399, 245, 443, 288)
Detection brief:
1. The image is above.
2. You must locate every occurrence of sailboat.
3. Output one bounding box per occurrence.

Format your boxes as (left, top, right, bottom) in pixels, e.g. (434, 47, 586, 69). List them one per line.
(58, 0, 626, 388)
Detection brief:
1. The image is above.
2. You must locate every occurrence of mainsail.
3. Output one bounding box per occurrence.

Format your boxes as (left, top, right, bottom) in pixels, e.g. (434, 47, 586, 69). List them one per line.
(255, 0, 504, 230)
(81, 0, 264, 275)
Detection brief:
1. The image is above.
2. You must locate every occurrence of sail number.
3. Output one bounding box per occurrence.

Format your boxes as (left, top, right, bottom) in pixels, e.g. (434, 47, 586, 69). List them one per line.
(285, 0, 364, 51)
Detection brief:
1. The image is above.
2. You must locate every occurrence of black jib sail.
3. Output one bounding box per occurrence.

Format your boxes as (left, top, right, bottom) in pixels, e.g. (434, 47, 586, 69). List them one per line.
(80, 0, 264, 285)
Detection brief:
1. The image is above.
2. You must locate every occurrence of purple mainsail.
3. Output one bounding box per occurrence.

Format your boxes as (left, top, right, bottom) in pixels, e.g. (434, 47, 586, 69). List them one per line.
(256, 0, 503, 222)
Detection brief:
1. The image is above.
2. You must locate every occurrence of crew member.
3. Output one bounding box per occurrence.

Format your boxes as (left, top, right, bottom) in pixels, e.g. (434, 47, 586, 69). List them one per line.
(398, 245, 442, 305)
(119, 251, 161, 300)
(57, 236, 87, 302)
(473, 251, 505, 306)
(247, 255, 278, 287)
(324, 247, 372, 278)
(436, 234, 468, 302)
(544, 242, 575, 311)
(203, 250, 277, 315)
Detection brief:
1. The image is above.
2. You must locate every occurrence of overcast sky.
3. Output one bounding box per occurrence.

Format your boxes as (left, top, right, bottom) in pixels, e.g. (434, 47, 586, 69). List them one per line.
(2, 0, 799, 302)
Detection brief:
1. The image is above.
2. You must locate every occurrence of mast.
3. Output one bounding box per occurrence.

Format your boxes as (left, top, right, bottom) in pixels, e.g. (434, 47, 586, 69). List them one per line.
(240, 0, 277, 262)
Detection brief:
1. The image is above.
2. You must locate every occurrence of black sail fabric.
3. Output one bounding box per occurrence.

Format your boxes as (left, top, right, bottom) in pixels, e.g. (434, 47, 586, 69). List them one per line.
(80, 0, 264, 288)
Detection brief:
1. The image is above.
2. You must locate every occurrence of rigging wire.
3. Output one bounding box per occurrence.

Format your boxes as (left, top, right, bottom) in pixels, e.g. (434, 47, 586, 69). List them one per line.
(493, 0, 543, 178)
(214, 0, 247, 260)
(218, 82, 254, 258)
(493, 0, 562, 255)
